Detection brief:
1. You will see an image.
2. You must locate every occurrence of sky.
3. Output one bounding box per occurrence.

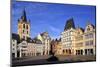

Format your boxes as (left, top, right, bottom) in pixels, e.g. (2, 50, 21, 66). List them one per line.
(11, 1, 96, 39)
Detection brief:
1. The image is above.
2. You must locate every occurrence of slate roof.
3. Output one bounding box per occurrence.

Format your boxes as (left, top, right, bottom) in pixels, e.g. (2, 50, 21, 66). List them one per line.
(64, 18, 75, 31)
(21, 9, 27, 22)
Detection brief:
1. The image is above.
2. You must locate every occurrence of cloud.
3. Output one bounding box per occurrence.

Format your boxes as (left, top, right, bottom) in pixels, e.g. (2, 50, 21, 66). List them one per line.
(49, 26, 61, 39)
(49, 26, 61, 33)
(51, 35, 60, 40)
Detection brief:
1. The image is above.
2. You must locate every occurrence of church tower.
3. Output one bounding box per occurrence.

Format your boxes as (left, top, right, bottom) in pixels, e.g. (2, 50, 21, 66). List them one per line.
(18, 9, 30, 40)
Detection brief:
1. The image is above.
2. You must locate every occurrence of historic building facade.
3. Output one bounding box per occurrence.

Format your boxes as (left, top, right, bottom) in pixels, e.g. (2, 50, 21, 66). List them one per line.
(12, 10, 51, 58)
(61, 18, 76, 55)
(12, 9, 95, 58)
(37, 32, 51, 55)
(61, 18, 96, 56)
(18, 9, 30, 40)
(83, 23, 95, 55)
(74, 27, 84, 55)
(27, 42, 45, 57)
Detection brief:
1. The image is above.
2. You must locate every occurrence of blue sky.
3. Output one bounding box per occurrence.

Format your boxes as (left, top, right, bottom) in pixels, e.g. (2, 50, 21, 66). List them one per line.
(11, 1, 96, 39)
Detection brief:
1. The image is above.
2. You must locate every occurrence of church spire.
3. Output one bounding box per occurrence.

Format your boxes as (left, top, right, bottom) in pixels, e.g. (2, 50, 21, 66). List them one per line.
(86, 20, 91, 25)
(64, 18, 75, 31)
(21, 9, 27, 22)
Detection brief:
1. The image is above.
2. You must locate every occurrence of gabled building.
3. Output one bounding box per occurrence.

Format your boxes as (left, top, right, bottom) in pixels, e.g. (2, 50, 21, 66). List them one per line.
(74, 27, 84, 55)
(84, 23, 95, 55)
(37, 32, 51, 55)
(61, 18, 76, 55)
(74, 22, 95, 56)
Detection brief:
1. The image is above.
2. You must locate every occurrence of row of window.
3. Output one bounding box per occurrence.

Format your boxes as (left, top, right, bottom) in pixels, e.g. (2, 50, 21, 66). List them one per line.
(23, 24, 29, 29)
(76, 43, 83, 47)
(63, 40, 94, 46)
(76, 49, 94, 55)
(85, 49, 94, 55)
(27, 52, 45, 56)
(63, 40, 94, 47)
(62, 37, 72, 42)
(62, 31, 73, 37)
(63, 49, 71, 54)
(27, 53, 35, 56)
(62, 45, 72, 49)
(85, 40, 94, 46)
(62, 33, 94, 41)
(76, 50, 83, 55)
(85, 33, 94, 39)
(75, 36, 83, 41)
(63, 33, 93, 41)
(62, 40, 94, 47)
(23, 30, 29, 34)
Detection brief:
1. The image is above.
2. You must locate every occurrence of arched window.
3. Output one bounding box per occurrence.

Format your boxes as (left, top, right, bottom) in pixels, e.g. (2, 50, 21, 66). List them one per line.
(27, 31, 28, 34)
(26, 25, 28, 29)
(87, 27, 90, 31)
(23, 24, 25, 28)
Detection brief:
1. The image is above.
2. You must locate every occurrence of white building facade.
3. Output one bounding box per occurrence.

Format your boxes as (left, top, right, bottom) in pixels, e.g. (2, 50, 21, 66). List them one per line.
(12, 39, 17, 58)
(61, 28, 76, 55)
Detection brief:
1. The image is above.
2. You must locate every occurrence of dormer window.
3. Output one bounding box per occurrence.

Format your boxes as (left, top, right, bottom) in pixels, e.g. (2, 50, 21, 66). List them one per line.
(85, 24, 95, 33)
(87, 27, 90, 31)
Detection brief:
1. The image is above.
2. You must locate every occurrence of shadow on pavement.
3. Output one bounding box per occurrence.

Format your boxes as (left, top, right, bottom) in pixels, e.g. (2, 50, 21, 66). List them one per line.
(47, 55, 59, 61)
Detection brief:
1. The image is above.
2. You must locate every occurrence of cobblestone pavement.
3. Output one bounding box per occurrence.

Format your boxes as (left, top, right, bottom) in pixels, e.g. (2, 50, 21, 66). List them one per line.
(12, 55, 96, 66)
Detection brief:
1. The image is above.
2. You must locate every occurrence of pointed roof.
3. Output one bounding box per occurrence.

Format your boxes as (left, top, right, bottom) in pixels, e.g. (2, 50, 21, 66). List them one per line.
(32, 37, 42, 44)
(21, 9, 27, 22)
(40, 32, 48, 36)
(77, 27, 84, 32)
(80, 28, 84, 32)
(64, 18, 75, 31)
(77, 25, 84, 32)
(86, 21, 95, 29)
